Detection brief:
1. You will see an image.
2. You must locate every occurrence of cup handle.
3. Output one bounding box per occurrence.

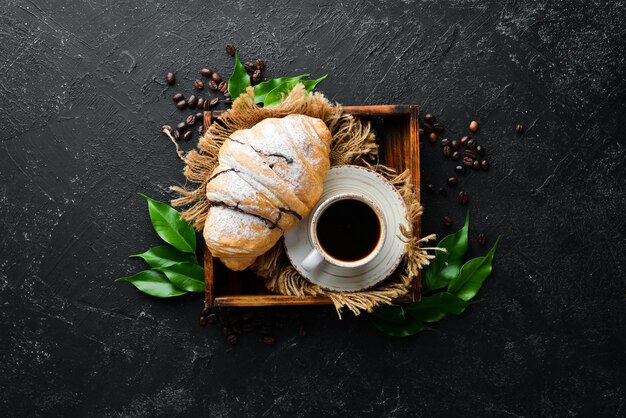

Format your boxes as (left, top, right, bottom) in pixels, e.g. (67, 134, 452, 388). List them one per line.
(301, 249, 324, 272)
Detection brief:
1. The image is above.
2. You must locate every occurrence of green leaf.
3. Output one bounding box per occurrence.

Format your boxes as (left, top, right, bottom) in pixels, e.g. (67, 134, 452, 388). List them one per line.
(227, 52, 251, 101)
(405, 292, 468, 322)
(139, 194, 196, 254)
(115, 270, 186, 298)
(370, 305, 434, 337)
(130, 246, 197, 268)
(423, 210, 470, 290)
(448, 237, 501, 301)
(300, 74, 328, 91)
(263, 74, 329, 107)
(253, 74, 309, 104)
(154, 262, 205, 293)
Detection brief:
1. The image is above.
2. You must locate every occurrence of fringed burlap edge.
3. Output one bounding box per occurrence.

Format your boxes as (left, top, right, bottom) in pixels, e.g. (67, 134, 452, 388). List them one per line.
(170, 84, 435, 317)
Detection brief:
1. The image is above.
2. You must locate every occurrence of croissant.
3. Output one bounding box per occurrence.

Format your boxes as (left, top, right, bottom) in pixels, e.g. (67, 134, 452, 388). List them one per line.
(203, 114, 332, 270)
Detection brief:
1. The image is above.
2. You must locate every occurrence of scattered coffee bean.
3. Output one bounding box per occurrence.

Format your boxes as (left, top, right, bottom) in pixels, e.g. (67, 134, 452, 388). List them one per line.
(451, 151, 461, 160)
(197, 98, 205, 109)
(478, 233, 486, 246)
(224, 91, 231, 99)
(200, 68, 213, 78)
(423, 123, 434, 134)
(211, 72, 222, 83)
(196, 111, 203, 119)
(223, 327, 232, 336)
(262, 336, 275, 346)
(442, 145, 452, 157)
(176, 121, 187, 132)
(251, 69, 261, 83)
(438, 187, 448, 197)
(428, 132, 438, 143)
(298, 324, 307, 337)
(162, 124, 173, 134)
(466, 138, 477, 149)
(455, 165, 466, 174)
(244, 62, 256, 72)
(255, 59, 265, 71)
(166, 72, 175, 85)
(175, 100, 187, 110)
(458, 191, 469, 206)
(443, 215, 453, 227)
(451, 139, 460, 150)
(199, 315, 207, 327)
(183, 131, 192, 141)
(433, 123, 445, 133)
(465, 149, 477, 159)
(226, 334, 238, 345)
(172, 92, 184, 102)
(460, 135, 469, 146)
(172, 130, 180, 140)
(463, 156, 474, 167)
(194, 79, 204, 90)
(185, 115, 196, 126)
(469, 120, 479, 133)
(419, 128, 425, 137)
(516, 123, 524, 135)
(424, 113, 436, 124)
(426, 183, 435, 193)
(218, 81, 227, 93)
(440, 138, 450, 147)
(210, 97, 219, 107)
(225, 44, 236, 56)
(198, 125, 205, 135)
(472, 160, 481, 170)
(206, 313, 217, 324)
(476, 145, 485, 156)
(481, 159, 490, 171)
(447, 176, 458, 186)
(187, 95, 198, 108)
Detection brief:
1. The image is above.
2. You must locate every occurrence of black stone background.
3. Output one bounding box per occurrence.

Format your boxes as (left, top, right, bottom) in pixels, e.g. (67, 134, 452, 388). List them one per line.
(1, 0, 624, 416)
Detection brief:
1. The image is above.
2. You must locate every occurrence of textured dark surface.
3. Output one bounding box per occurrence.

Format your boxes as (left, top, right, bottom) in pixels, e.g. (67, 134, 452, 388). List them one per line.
(1, 0, 625, 416)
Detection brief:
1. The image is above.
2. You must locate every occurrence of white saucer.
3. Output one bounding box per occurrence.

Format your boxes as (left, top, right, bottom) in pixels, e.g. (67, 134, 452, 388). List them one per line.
(284, 165, 409, 292)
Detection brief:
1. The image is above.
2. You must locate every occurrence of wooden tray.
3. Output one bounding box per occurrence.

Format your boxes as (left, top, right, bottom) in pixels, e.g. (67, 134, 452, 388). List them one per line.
(202, 105, 421, 308)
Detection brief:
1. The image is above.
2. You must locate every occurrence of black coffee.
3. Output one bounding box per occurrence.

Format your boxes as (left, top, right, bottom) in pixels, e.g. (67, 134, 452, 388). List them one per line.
(316, 199, 381, 262)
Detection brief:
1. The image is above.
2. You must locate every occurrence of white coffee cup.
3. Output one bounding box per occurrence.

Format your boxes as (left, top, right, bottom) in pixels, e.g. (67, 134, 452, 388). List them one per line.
(301, 193, 387, 272)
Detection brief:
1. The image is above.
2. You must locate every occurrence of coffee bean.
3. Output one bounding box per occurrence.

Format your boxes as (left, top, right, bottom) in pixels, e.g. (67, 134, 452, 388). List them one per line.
(455, 165, 466, 174)
(187, 95, 198, 108)
(206, 313, 217, 324)
(251, 69, 261, 83)
(442, 145, 452, 157)
(478, 233, 486, 246)
(199, 315, 207, 327)
(452, 151, 461, 160)
(183, 131, 192, 141)
(423, 123, 434, 134)
(224, 97, 232, 104)
(175, 100, 186, 110)
(447, 176, 458, 186)
(451, 139, 460, 150)
(210, 97, 219, 107)
(166, 72, 175, 85)
(198, 125, 205, 135)
(185, 115, 196, 126)
(429, 132, 438, 143)
(298, 324, 307, 337)
(476, 145, 485, 156)
(438, 187, 448, 197)
(472, 160, 481, 170)
(226, 334, 238, 345)
(224, 91, 231, 99)
(466, 138, 477, 149)
(194, 79, 204, 90)
(223, 327, 232, 336)
(196, 112, 203, 119)
(516, 123, 524, 135)
(207, 80, 218, 91)
(419, 128, 425, 137)
(172, 130, 180, 140)
(465, 149, 477, 159)
(462, 156, 474, 167)
(162, 124, 173, 134)
(211, 72, 222, 83)
(440, 138, 450, 147)
(481, 159, 490, 171)
(458, 191, 469, 206)
(218, 81, 227, 93)
(172, 92, 184, 102)
(197, 98, 205, 109)
(262, 336, 275, 346)
(433, 123, 445, 133)
(426, 183, 435, 193)
(200, 68, 213, 78)
(469, 120, 479, 133)
(255, 59, 265, 70)
(424, 113, 436, 124)
(442, 215, 453, 227)
(225, 44, 236, 56)
(244, 62, 256, 72)
(460, 135, 469, 146)
(176, 121, 187, 132)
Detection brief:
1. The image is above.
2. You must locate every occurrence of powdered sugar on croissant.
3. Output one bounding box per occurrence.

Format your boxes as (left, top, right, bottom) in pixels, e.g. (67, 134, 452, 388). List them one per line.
(204, 114, 332, 270)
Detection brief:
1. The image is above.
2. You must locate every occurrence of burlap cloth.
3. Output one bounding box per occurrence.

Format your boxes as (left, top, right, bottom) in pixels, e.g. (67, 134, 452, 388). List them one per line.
(171, 84, 435, 316)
